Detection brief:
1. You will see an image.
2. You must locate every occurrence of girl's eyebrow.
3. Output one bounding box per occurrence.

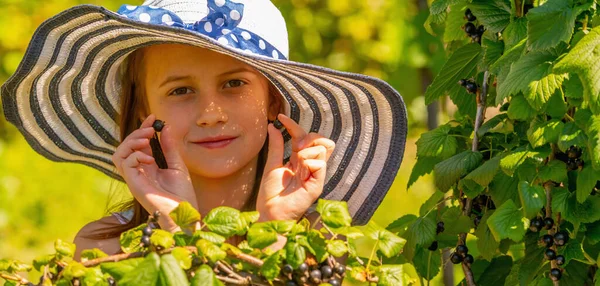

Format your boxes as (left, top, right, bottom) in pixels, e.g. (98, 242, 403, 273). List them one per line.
(159, 75, 193, 88)
(218, 67, 256, 77)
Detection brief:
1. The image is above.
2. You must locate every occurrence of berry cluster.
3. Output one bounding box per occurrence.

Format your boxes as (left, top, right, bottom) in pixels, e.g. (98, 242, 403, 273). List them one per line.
(428, 222, 445, 251)
(141, 211, 161, 248)
(529, 216, 554, 232)
(458, 79, 478, 94)
(281, 260, 345, 286)
(450, 244, 474, 265)
(556, 145, 584, 171)
(463, 9, 484, 44)
(530, 216, 568, 281)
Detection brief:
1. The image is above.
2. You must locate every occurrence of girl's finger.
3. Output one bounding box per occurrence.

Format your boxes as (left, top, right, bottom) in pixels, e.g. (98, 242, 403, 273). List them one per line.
(265, 123, 285, 171)
(159, 124, 188, 172)
(122, 151, 155, 169)
(140, 114, 156, 128)
(299, 135, 335, 161)
(122, 127, 155, 145)
(297, 145, 327, 161)
(114, 138, 151, 160)
(277, 114, 307, 151)
(301, 159, 326, 196)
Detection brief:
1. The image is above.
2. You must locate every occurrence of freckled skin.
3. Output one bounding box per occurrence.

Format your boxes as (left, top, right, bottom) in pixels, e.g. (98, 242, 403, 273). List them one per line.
(141, 44, 272, 179)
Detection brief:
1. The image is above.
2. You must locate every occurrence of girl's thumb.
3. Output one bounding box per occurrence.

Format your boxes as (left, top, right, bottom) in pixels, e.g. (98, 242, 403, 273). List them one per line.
(264, 124, 284, 171)
(159, 124, 187, 172)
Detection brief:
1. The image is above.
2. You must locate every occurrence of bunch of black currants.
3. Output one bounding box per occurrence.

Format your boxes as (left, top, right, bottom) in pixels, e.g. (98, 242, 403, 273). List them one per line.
(141, 211, 161, 248)
(463, 8, 484, 44)
(530, 216, 569, 281)
(281, 260, 345, 286)
(555, 145, 584, 171)
(450, 244, 474, 265)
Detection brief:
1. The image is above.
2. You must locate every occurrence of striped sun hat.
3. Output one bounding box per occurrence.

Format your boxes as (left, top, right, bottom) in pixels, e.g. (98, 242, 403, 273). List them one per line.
(1, 0, 407, 225)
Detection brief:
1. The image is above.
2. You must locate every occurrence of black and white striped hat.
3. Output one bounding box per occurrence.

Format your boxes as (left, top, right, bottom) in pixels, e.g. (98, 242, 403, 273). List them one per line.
(0, 0, 407, 224)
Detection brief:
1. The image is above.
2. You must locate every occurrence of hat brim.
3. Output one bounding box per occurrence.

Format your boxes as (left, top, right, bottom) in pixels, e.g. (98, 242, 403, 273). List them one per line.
(1, 5, 407, 225)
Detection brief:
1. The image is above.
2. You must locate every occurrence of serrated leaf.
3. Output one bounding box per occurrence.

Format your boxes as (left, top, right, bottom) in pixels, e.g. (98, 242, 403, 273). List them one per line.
(476, 256, 513, 285)
(424, 43, 482, 105)
(518, 181, 547, 219)
(408, 156, 441, 189)
(191, 264, 224, 286)
(483, 38, 505, 69)
(119, 252, 160, 286)
(376, 265, 404, 286)
(500, 146, 551, 176)
(507, 93, 537, 121)
(191, 231, 226, 246)
(588, 115, 600, 169)
(260, 251, 282, 282)
(196, 239, 226, 263)
(498, 51, 567, 110)
(150, 229, 175, 250)
(441, 206, 472, 235)
(475, 211, 500, 261)
(558, 122, 588, 153)
(558, 239, 585, 267)
(444, 2, 469, 43)
(560, 191, 600, 224)
(416, 124, 458, 159)
(365, 221, 406, 258)
(240, 211, 260, 226)
(585, 221, 600, 244)
(503, 18, 528, 51)
(316, 199, 352, 228)
(169, 201, 200, 235)
(100, 258, 143, 281)
(247, 220, 295, 249)
(487, 199, 529, 242)
(554, 27, 600, 114)
(527, 118, 564, 147)
(577, 166, 600, 203)
(526, 0, 590, 51)
(159, 254, 188, 286)
(171, 247, 192, 270)
(33, 254, 54, 272)
(405, 216, 437, 248)
(465, 155, 501, 187)
(62, 262, 88, 280)
(469, 0, 511, 33)
(120, 224, 145, 253)
(413, 246, 441, 280)
(203, 207, 245, 238)
(326, 240, 348, 257)
(538, 160, 568, 183)
(386, 214, 418, 235)
(434, 150, 483, 191)
(307, 230, 329, 262)
(54, 239, 76, 258)
(285, 241, 306, 269)
(80, 248, 108, 262)
(544, 90, 567, 118)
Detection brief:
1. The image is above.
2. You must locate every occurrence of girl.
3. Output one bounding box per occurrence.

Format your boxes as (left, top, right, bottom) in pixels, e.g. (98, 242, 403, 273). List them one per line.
(1, 0, 408, 259)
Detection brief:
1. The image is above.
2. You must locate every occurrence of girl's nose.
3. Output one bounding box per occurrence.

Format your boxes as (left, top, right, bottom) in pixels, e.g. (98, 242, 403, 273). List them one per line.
(196, 101, 228, 127)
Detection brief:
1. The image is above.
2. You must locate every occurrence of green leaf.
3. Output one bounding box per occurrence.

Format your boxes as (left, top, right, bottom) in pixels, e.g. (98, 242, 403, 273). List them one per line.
(316, 199, 352, 228)
(171, 247, 192, 270)
(440, 206, 472, 235)
(81, 267, 104, 286)
(559, 191, 600, 224)
(305, 230, 328, 262)
(476, 256, 513, 285)
(247, 221, 295, 249)
(475, 211, 500, 261)
(240, 211, 260, 226)
(588, 115, 600, 169)
(260, 251, 282, 282)
(416, 124, 458, 159)
(285, 241, 306, 269)
(507, 93, 537, 121)
(554, 27, 600, 114)
(100, 258, 143, 281)
(478, 114, 509, 137)
(191, 231, 226, 246)
(434, 150, 483, 191)
(558, 122, 588, 153)
(196, 239, 227, 263)
(326, 240, 348, 257)
(527, 118, 565, 148)
(498, 51, 567, 111)
(482, 37, 505, 68)
(443, 2, 469, 43)
(487, 199, 529, 242)
(469, 0, 511, 33)
(386, 214, 418, 235)
(119, 252, 160, 286)
(159, 254, 188, 286)
(577, 166, 600, 203)
(518, 181, 547, 219)
(54, 239, 76, 258)
(376, 265, 404, 286)
(585, 221, 600, 245)
(150, 229, 175, 250)
(465, 155, 501, 187)
(526, 0, 590, 51)
(203, 207, 245, 238)
(538, 160, 568, 183)
(408, 156, 441, 189)
(191, 265, 224, 286)
(558, 239, 585, 267)
(500, 146, 551, 176)
(518, 232, 546, 285)
(403, 216, 437, 261)
(32, 254, 54, 272)
(544, 90, 568, 118)
(80, 248, 108, 262)
(364, 221, 406, 258)
(419, 190, 446, 217)
(424, 43, 482, 107)
(503, 18, 528, 50)
(120, 224, 145, 253)
(169, 201, 200, 235)
(413, 247, 441, 281)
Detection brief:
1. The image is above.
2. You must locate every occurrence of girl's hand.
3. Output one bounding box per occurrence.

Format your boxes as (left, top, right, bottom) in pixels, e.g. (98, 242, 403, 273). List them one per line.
(112, 114, 197, 232)
(257, 114, 335, 222)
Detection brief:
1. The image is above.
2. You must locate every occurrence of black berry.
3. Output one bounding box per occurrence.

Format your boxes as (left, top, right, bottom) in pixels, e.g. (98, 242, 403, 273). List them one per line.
(282, 264, 294, 275)
(545, 248, 557, 260)
(437, 222, 445, 234)
(567, 146, 582, 158)
(320, 265, 333, 279)
(141, 235, 151, 247)
(142, 226, 153, 236)
(456, 245, 469, 256)
(567, 158, 583, 170)
(550, 268, 562, 281)
(458, 79, 468, 86)
(474, 216, 482, 228)
(428, 241, 439, 251)
(334, 264, 345, 275)
(556, 255, 565, 266)
(465, 8, 477, 21)
(466, 82, 478, 93)
(464, 254, 474, 264)
(152, 120, 165, 132)
(450, 253, 463, 264)
(285, 281, 298, 286)
(464, 22, 476, 35)
(554, 232, 569, 246)
(530, 217, 543, 232)
(477, 25, 485, 35)
(542, 234, 554, 248)
(297, 263, 308, 272)
(309, 269, 322, 283)
(273, 118, 284, 129)
(329, 279, 341, 286)
(544, 217, 554, 230)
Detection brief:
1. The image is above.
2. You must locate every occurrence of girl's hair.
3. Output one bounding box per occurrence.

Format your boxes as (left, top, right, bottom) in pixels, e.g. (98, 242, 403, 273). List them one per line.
(84, 47, 280, 240)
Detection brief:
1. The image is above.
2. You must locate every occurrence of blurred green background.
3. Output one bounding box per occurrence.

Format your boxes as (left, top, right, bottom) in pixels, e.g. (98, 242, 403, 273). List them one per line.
(0, 0, 463, 284)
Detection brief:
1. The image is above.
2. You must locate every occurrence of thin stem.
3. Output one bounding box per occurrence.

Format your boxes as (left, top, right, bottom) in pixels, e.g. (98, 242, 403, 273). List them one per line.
(365, 240, 379, 272)
(0, 273, 29, 285)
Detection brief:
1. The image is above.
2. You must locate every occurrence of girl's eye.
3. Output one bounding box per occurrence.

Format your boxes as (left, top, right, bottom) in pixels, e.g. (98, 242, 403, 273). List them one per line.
(169, 87, 193, 96)
(224, 80, 245, 88)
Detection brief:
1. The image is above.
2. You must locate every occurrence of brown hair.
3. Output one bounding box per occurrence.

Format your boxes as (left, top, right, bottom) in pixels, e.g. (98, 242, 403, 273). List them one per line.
(85, 46, 280, 240)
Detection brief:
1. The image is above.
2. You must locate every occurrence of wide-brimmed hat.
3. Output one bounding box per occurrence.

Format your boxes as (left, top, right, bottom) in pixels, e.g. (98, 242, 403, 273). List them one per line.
(1, 0, 407, 225)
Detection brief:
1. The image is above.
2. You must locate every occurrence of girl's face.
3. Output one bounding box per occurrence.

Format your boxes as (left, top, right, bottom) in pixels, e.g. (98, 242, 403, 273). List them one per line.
(140, 44, 278, 178)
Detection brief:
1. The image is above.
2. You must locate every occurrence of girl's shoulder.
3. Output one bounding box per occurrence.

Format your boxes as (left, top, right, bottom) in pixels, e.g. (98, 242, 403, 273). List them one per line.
(73, 215, 123, 260)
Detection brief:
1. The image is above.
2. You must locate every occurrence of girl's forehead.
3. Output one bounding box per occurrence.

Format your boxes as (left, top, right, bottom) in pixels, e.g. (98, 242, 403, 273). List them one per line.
(142, 44, 251, 73)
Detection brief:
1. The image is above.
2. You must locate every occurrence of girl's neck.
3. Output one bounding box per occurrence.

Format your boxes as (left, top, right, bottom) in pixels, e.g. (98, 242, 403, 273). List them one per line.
(189, 157, 259, 217)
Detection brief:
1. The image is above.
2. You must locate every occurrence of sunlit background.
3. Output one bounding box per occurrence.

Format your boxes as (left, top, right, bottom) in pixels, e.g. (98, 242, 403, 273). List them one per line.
(0, 0, 464, 284)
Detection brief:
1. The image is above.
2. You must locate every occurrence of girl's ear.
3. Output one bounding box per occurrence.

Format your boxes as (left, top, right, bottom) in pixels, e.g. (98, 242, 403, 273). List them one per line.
(267, 84, 283, 121)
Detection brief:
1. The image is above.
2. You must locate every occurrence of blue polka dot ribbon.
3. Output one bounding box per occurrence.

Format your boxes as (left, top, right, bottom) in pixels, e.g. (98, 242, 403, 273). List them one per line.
(117, 0, 287, 60)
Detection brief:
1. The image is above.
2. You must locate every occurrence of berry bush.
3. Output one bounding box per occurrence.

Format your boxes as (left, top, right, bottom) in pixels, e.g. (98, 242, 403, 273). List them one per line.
(3, 0, 600, 285)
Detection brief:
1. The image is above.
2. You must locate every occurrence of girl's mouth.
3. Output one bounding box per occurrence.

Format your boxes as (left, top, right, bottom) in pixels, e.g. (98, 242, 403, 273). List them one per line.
(193, 136, 238, 149)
